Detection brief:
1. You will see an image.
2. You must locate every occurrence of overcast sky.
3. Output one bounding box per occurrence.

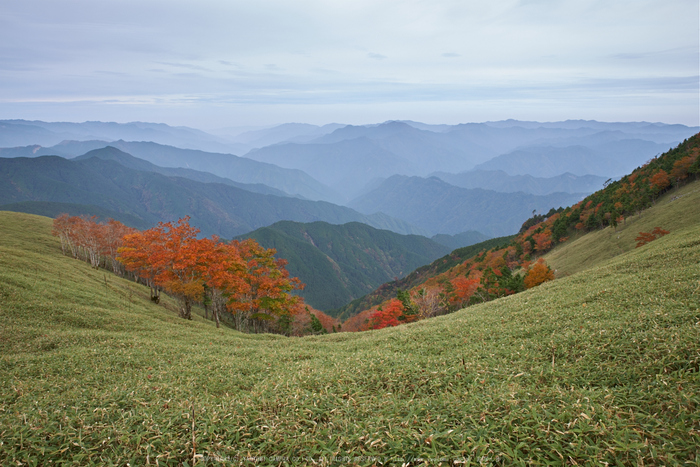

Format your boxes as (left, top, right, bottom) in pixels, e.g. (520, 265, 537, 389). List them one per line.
(1, 0, 698, 130)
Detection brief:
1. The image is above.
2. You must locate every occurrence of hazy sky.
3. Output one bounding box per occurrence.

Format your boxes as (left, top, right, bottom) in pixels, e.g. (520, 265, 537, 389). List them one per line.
(1, 0, 698, 130)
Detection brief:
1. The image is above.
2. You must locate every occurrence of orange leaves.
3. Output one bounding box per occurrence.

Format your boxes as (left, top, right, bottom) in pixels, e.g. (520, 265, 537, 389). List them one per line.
(635, 227, 670, 248)
(532, 228, 553, 252)
(670, 154, 697, 181)
(649, 169, 671, 193)
(52, 214, 135, 270)
(449, 275, 480, 309)
(118, 217, 305, 325)
(523, 258, 555, 289)
(119, 217, 205, 318)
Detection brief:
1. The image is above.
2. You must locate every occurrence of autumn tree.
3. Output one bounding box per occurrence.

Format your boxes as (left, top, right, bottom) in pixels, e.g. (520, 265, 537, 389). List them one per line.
(649, 169, 671, 194)
(448, 274, 480, 309)
(523, 258, 555, 289)
(120, 217, 204, 318)
(227, 238, 304, 333)
(368, 298, 404, 330)
(635, 227, 670, 248)
(411, 287, 444, 319)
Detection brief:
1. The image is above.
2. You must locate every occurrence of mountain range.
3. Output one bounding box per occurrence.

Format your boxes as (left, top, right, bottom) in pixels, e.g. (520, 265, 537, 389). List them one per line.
(348, 175, 585, 237)
(0, 149, 423, 238)
(430, 170, 608, 196)
(0, 139, 339, 202)
(2, 118, 698, 314)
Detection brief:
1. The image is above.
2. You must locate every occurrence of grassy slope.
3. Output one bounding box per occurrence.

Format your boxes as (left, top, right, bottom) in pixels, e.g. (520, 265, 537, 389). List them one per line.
(547, 180, 700, 276)
(1, 211, 699, 465)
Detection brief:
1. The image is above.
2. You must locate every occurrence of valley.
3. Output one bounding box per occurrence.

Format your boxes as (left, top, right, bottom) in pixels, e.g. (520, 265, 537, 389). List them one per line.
(1, 119, 699, 465)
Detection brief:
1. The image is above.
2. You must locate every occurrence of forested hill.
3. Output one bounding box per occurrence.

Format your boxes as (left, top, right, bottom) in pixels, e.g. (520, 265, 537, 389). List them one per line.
(236, 221, 451, 311)
(329, 234, 515, 319)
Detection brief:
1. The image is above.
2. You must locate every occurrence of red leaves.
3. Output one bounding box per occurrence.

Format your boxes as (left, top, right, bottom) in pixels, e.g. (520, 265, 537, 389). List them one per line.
(449, 275, 480, 309)
(532, 229, 553, 252)
(635, 227, 670, 248)
(367, 299, 405, 330)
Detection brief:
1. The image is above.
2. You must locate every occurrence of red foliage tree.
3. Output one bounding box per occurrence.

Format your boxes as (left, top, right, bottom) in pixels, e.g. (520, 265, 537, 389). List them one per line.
(368, 299, 404, 330)
(533, 229, 553, 252)
(449, 275, 480, 309)
(635, 227, 670, 248)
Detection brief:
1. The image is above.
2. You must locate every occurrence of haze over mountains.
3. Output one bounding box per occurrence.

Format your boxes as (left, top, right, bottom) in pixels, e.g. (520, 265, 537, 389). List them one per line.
(1, 118, 697, 310)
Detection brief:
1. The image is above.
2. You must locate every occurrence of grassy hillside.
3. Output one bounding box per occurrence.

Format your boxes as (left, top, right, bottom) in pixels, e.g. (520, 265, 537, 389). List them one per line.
(237, 221, 450, 311)
(1, 210, 698, 465)
(546, 180, 700, 276)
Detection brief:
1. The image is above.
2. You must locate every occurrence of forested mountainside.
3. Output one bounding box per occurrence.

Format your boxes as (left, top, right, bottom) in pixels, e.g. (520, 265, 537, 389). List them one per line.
(236, 221, 451, 310)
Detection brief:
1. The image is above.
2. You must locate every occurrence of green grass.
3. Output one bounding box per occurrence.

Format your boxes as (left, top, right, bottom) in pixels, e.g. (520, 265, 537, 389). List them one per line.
(1, 211, 699, 465)
(546, 180, 700, 277)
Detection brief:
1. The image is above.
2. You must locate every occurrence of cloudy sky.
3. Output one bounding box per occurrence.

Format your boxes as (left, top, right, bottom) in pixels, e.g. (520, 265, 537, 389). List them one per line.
(1, 0, 698, 130)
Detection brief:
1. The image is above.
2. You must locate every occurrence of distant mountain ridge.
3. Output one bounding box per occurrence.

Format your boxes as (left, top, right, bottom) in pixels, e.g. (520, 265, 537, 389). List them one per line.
(474, 140, 676, 178)
(243, 120, 697, 199)
(0, 119, 248, 154)
(431, 170, 608, 196)
(348, 175, 585, 237)
(0, 139, 341, 202)
(2, 119, 697, 205)
(74, 146, 290, 197)
(0, 152, 424, 238)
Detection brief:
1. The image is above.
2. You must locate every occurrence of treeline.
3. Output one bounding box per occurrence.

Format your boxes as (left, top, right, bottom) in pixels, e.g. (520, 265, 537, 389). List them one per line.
(345, 133, 699, 331)
(52, 215, 332, 336)
(52, 214, 136, 273)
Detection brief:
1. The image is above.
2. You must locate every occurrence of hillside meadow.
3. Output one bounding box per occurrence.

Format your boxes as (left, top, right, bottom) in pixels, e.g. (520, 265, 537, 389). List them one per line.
(1, 211, 699, 465)
(547, 181, 700, 277)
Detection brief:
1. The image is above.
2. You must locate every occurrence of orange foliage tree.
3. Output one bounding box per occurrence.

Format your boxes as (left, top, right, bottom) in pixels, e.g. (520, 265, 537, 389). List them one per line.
(119, 217, 206, 319)
(523, 258, 555, 289)
(226, 238, 304, 333)
(649, 169, 671, 194)
(118, 217, 305, 330)
(52, 214, 135, 271)
(533, 229, 553, 251)
(449, 275, 480, 309)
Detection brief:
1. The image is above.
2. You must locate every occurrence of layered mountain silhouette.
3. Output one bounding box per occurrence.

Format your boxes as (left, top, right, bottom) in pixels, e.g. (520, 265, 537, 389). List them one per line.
(348, 175, 585, 237)
(0, 150, 424, 238)
(431, 170, 607, 196)
(0, 139, 341, 202)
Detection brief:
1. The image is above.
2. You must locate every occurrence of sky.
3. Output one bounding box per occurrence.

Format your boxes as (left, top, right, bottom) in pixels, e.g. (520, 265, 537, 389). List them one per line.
(1, 0, 698, 131)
